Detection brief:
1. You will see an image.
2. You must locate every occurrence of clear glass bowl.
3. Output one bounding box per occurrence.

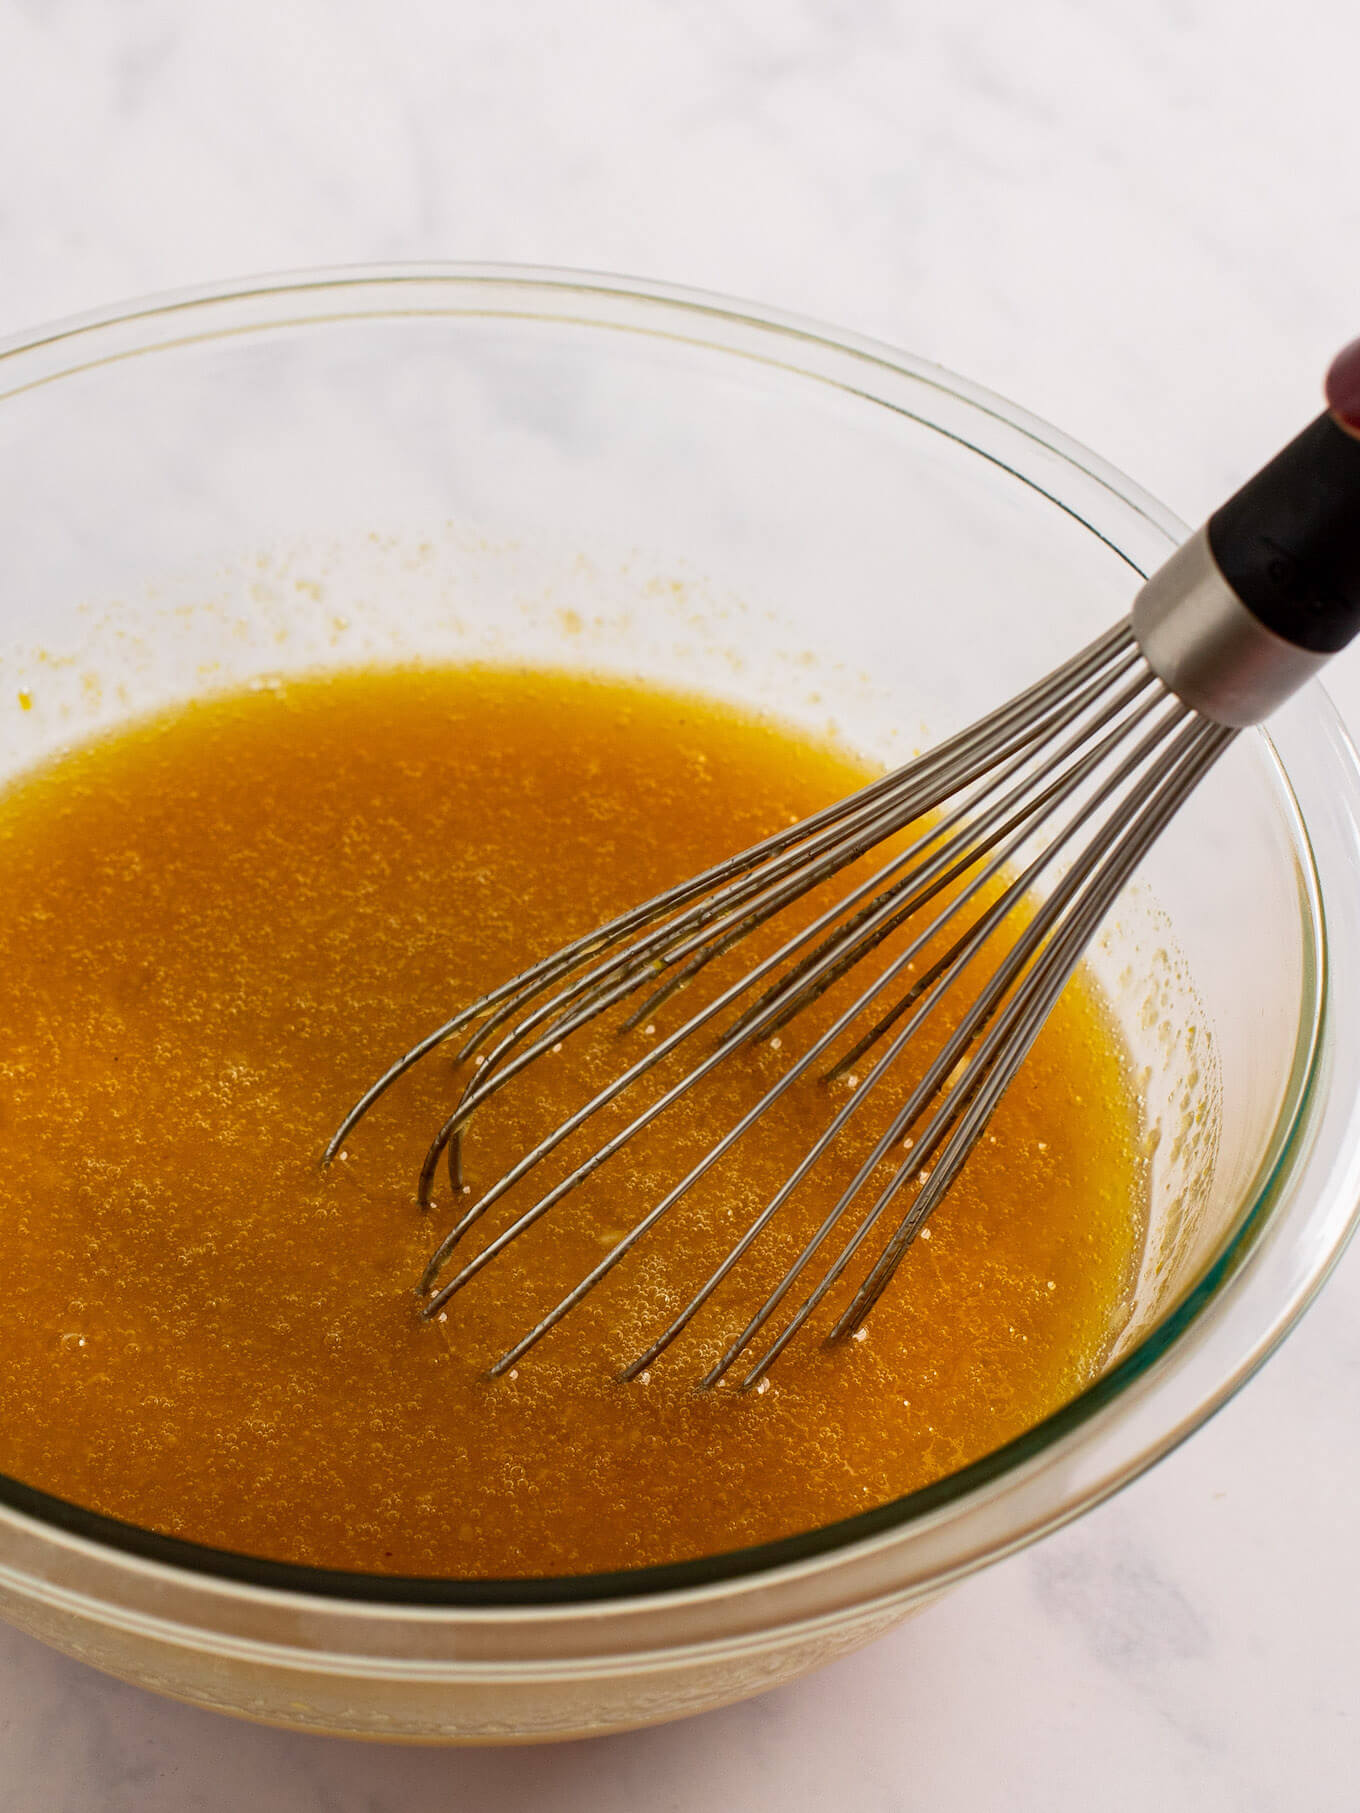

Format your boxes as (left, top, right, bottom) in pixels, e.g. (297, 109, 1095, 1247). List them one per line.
(0, 265, 1357, 1742)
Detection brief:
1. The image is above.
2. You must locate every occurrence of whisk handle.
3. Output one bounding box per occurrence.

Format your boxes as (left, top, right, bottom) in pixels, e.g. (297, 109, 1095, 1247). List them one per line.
(1208, 346, 1360, 656)
(1132, 338, 1360, 726)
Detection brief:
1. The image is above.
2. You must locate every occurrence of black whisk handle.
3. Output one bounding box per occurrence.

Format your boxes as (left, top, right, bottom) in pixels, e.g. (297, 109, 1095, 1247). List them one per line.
(1133, 340, 1360, 725)
(1206, 340, 1360, 658)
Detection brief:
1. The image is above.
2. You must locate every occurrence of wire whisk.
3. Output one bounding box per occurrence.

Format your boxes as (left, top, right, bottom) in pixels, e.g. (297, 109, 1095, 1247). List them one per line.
(326, 341, 1360, 1388)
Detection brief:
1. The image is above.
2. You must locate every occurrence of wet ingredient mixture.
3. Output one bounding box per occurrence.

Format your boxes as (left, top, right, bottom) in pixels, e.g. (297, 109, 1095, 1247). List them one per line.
(0, 667, 1145, 1575)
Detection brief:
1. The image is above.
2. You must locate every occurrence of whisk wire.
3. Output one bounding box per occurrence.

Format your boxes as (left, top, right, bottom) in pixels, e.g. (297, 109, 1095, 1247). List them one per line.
(422, 651, 1165, 1308)
(480, 676, 1189, 1376)
(329, 617, 1247, 1384)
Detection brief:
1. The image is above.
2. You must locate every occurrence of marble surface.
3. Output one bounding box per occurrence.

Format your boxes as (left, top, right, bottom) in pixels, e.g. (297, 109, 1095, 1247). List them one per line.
(0, 1, 1358, 1807)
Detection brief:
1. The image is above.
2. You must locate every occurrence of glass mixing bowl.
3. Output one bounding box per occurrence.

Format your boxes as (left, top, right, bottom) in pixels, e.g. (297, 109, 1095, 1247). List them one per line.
(0, 266, 1357, 1742)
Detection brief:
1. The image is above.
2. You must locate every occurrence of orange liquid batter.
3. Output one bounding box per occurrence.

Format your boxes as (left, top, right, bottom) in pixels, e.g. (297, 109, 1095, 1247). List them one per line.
(0, 667, 1144, 1576)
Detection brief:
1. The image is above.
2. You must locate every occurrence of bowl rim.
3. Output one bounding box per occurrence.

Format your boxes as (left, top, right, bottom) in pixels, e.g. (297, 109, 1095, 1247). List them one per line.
(0, 259, 1352, 1613)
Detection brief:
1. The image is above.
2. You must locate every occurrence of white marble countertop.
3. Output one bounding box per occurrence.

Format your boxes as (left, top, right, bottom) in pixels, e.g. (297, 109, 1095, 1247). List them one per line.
(0, 2, 1358, 1807)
